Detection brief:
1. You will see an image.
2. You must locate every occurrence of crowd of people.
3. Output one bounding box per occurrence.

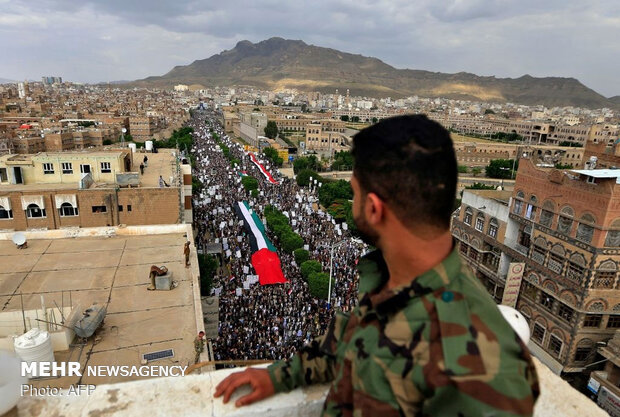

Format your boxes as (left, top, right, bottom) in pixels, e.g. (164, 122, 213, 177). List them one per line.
(188, 109, 366, 363)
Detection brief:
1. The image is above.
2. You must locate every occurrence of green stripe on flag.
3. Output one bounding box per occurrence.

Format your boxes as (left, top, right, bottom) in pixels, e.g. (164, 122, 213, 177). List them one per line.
(243, 201, 277, 252)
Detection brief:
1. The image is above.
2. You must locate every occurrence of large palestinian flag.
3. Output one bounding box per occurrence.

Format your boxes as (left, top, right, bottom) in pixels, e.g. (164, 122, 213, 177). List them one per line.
(249, 153, 278, 184)
(235, 201, 287, 285)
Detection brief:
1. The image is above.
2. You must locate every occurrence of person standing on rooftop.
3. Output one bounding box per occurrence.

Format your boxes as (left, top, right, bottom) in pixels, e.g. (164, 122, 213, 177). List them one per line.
(215, 115, 539, 416)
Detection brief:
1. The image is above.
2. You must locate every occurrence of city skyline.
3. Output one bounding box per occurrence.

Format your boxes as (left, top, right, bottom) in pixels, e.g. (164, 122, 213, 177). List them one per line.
(1, 0, 619, 97)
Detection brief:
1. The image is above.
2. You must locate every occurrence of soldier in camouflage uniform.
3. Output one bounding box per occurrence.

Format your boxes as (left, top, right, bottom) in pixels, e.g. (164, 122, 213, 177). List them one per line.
(215, 115, 539, 416)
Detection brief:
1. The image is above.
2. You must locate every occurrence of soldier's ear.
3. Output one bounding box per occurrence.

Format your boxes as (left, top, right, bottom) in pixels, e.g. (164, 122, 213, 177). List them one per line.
(365, 192, 384, 226)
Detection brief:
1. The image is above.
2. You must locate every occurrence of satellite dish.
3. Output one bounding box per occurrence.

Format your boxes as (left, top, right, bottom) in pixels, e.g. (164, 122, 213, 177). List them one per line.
(122, 128, 127, 134)
(12, 232, 26, 246)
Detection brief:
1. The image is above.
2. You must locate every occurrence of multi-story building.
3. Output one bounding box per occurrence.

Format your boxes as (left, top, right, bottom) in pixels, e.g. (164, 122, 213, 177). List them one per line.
(589, 330, 620, 416)
(583, 139, 620, 170)
(305, 120, 350, 154)
(454, 141, 585, 168)
(129, 116, 166, 142)
(0, 148, 192, 230)
(234, 112, 267, 147)
(452, 157, 620, 380)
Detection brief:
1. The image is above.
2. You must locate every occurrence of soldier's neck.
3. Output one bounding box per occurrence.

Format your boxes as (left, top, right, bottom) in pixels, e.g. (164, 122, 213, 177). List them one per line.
(381, 230, 453, 290)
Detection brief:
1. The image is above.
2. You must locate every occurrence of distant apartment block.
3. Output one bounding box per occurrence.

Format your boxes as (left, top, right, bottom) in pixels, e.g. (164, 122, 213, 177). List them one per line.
(305, 120, 349, 154)
(41, 76, 62, 85)
(129, 116, 166, 142)
(233, 112, 267, 147)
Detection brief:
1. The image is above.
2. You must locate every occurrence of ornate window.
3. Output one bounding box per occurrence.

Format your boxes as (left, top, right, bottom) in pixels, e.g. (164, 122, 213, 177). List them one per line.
(576, 214, 596, 244)
(548, 245, 565, 275)
(574, 339, 593, 362)
(59, 202, 78, 217)
(567, 253, 586, 284)
(558, 303, 574, 322)
(532, 323, 545, 343)
(557, 206, 574, 235)
(540, 292, 555, 311)
(607, 316, 620, 329)
(605, 219, 620, 247)
(0, 205, 12, 219)
(464, 207, 473, 225)
(540, 201, 555, 227)
(26, 203, 46, 218)
(475, 213, 485, 232)
(522, 281, 538, 300)
(593, 260, 617, 289)
(583, 314, 602, 327)
(488, 218, 499, 238)
(525, 196, 537, 220)
(548, 334, 563, 358)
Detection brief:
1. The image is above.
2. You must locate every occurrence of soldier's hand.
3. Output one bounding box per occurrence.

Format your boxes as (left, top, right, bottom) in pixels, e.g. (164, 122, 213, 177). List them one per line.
(214, 368, 275, 407)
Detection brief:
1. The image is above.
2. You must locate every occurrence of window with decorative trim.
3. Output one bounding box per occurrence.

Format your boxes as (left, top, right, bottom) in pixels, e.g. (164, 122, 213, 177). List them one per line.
(0, 205, 12, 219)
(522, 281, 538, 300)
(583, 314, 602, 328)
(540, 292, 555, 311)
(593, 270, 616, 289)
(576, 214, 595, 243)
(607, 316, 620, 329)
(558, 304, 574, 322)
(26, 203, 46, 218)
(488, 218, 499, 238)
(61, 162, 73, 174)
(532, 323, 545, 343)
(59, 202, 78, 217)
(464, 207, 473, 225)
(475, 214, 485, 232)
(548, 334, 563, 358)
(540, 210, 554, 227)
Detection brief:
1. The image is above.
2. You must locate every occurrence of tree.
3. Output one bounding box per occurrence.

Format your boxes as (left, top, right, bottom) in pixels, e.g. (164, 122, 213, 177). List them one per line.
(293, 157, 309, 173)
(241, 176, 259, 191)
(198, 254, 218, 296)
(457, 165, 468, 174)
(371, 117, 378, 124)
(484, 109, 495, 115)
(330, 151, 353, 171)
(264, 121, 278, 139)
(308, 271, 330, 299)
(554, 163, 573, 169)
(296, 169, 320, 187)
(301, 104, 308, 113)
(281, 231, 304, 253)
(485, 159, 518, 179)
(471, 167, 483, 177)
(351, 116, 360, 123)
(294, 248, 309, 264)
(300, 260, 322, 280)
(102, 139, 113, 145)
(318, 180, 353, 208)
(263, 147, 283, 167)
(340, 115, 349, 122)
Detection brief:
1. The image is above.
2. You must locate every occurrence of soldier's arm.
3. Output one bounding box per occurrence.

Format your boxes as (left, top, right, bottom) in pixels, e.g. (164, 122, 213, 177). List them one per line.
(267, 311, 349, 392)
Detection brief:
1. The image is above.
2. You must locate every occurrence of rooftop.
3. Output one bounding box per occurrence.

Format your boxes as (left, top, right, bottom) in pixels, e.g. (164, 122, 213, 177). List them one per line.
(570, 168, 620, 183)
(466, 189, 513, 204)
(0, 225, 202, 388)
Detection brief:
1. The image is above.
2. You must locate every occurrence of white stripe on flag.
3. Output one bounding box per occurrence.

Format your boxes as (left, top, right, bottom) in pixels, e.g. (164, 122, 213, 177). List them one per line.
(238, 202, 268, 250)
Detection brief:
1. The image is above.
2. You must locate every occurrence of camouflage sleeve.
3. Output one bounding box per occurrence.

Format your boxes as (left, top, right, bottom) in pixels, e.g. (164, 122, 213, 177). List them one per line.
(410, 293, 539, 417)
(267, 311, 350, 393)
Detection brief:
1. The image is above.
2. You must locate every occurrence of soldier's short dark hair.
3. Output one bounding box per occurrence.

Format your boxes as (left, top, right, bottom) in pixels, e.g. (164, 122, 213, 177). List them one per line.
(351, 114, 457, 230)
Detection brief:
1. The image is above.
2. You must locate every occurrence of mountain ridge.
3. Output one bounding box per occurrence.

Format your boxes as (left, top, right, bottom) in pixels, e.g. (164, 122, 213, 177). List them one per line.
(134, 37, 617, 109)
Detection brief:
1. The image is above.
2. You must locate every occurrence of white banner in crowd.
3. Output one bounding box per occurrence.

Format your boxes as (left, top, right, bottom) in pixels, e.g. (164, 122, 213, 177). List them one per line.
(236, 250, 242, 258)
(236, 288, 242, 296)
(243, 266, 249, 274)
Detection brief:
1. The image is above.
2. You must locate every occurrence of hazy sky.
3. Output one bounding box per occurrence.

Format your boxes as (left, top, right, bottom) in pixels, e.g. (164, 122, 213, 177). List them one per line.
(1, 0, 619, 97)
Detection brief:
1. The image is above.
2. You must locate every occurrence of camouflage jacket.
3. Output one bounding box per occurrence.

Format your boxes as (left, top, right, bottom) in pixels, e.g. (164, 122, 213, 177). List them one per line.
(267, 247, 539, 416)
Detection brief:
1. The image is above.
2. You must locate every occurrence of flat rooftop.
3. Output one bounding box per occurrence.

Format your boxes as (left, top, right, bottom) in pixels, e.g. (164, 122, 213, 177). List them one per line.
(0, 149, 177, 191)
(466, 189, 513, 204)
(0, 231, 198, 388)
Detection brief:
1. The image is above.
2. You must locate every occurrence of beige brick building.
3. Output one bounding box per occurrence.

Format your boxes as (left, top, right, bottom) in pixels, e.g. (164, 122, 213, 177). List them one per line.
(0, 149, 192, 230)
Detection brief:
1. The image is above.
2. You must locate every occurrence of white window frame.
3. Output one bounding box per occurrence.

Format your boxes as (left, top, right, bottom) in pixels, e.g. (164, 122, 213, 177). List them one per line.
(61, 162, 73, 174)
(59, 202, 79, 217)
(26, 204, 46, 219)
(80, 164, 91, 174)
(43, 163, 54, 174)
(101, 162, 111, 173)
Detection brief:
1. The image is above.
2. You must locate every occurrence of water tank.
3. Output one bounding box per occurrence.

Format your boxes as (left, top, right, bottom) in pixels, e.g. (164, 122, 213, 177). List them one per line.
(128, 143, 137, 153)
(13, 328, 55, 376)
(145, 140, 153, 152)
